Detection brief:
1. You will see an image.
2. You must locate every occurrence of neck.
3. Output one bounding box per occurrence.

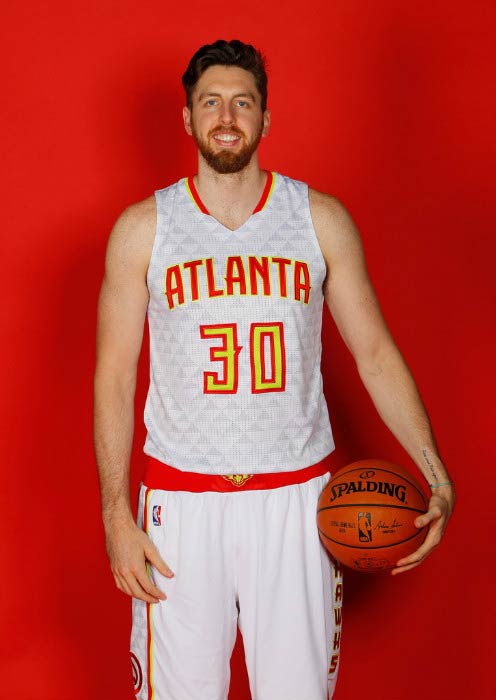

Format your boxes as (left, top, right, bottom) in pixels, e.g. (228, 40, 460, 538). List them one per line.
(194, 154, 266, 213)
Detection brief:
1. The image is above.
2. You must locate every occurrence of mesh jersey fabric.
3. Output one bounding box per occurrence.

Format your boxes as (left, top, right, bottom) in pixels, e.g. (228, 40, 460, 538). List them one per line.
(143, 171, 335, 474)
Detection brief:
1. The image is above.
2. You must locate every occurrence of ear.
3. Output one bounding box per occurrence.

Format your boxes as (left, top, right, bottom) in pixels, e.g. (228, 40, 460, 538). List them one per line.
(183, 106, 193, 136)
(262, 109, 271, 137)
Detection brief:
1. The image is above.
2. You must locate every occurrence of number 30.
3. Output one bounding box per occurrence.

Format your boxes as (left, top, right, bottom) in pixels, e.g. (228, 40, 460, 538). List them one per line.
(199, 322, 286, 394)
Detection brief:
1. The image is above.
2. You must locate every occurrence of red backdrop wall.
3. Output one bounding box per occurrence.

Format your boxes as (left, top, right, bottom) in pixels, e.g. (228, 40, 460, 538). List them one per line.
(2, 1, 494, 699)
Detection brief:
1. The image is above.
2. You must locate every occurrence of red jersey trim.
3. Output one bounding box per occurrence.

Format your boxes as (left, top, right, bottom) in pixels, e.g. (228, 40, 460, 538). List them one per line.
(253, 170, 274, 213)
(185, 171, 275, 215)
(185, 176, 209, 214)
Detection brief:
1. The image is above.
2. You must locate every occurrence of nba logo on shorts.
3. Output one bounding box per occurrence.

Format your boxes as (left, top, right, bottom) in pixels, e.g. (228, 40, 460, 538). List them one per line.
(152, 505, 162, 526)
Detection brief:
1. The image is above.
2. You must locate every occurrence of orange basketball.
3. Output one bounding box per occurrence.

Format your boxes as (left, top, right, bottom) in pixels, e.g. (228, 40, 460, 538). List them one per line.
(317, 459, 429, 573)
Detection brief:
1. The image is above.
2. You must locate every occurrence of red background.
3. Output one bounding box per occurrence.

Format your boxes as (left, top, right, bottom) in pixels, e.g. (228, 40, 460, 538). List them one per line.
(1, 1, 494, 698)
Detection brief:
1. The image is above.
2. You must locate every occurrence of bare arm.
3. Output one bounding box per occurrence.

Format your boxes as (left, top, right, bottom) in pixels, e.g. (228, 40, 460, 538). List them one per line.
(94, 197, 173, 601)
(309, 189, 455, 574)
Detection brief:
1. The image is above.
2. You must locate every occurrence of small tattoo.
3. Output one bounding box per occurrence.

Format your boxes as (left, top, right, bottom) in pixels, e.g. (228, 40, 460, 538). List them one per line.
(422, 448, 438, 483)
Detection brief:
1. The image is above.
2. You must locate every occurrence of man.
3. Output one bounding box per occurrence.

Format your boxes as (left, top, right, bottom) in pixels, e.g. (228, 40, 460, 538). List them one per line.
(94, 39, 455, 700)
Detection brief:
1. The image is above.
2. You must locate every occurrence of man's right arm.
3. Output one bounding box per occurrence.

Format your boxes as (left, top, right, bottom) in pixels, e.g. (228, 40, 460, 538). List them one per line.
(93, 198, 173, 603)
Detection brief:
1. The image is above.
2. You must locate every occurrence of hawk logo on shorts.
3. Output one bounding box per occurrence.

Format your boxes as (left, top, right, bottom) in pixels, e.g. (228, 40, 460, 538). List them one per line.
(152, 505, 162, 526)
(130, 651, 143, 694)
(222, 474, 254, 487)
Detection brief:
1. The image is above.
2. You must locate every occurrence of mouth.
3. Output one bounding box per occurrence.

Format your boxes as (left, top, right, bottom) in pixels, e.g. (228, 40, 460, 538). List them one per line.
(211, 132, 243, 148)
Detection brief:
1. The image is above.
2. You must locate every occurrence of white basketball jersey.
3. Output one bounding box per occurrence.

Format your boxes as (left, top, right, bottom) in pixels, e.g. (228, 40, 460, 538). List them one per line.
(143, 171, 335, 474)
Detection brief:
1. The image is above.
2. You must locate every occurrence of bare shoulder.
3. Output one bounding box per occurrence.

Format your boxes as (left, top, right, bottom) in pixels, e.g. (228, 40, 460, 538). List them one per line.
(105, 195, 157, 275)
(308, 187, 364, 264)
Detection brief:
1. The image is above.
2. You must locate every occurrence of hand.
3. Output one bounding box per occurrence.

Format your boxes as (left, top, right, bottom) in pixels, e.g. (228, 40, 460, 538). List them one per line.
(391, 484, 455, 575)
(105, 519, 174, 602)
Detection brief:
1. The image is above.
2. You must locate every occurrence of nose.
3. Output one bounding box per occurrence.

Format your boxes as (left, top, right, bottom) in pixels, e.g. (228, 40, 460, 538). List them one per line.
(219, 102, 235, 125)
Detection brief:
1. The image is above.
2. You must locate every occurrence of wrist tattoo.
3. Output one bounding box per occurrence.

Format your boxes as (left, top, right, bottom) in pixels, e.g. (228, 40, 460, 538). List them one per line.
(422, 448, 438, 483)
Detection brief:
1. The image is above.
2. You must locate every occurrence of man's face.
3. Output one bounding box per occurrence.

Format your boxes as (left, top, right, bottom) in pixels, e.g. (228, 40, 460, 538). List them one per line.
(183, 65, 270, 174)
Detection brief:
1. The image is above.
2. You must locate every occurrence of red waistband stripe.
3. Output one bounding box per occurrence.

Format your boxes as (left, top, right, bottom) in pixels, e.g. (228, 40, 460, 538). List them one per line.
(144, 455, 332, 493)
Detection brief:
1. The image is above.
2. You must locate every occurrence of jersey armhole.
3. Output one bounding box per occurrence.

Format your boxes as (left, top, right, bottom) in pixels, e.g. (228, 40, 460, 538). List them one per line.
(146, 184, 176, 290)
(302, 183, 328, 283)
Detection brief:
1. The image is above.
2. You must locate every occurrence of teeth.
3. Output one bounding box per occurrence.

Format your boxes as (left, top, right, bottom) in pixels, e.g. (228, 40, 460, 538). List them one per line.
(215, 134, 239, 142)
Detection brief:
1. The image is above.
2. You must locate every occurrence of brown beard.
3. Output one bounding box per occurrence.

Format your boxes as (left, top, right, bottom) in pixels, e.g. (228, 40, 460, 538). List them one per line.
(191, 119, 264, 174)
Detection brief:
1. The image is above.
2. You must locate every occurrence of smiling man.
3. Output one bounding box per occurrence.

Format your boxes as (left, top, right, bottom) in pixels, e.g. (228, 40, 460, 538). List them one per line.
(94, 39, 455, 700)
(189, 76, 264, 173)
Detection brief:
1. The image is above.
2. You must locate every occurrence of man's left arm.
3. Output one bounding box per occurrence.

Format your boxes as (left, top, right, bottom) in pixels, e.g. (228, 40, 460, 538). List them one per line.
(309, 189, 455, 575)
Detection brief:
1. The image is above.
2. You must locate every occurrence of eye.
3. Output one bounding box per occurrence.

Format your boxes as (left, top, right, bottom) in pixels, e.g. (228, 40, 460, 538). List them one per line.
(237, 100, 248, 107)
(206, 99, 217, 106)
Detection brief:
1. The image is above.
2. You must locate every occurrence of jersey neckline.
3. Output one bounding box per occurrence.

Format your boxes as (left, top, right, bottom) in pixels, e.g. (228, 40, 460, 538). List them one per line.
(184, 170, 276, 233)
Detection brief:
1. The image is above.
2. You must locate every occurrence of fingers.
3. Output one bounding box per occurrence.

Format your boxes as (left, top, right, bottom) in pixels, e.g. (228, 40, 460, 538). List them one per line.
(391, 512, 446, 575)
(106, 523, 174, 603)
(390, 542, 430, 575)
(390, 560, 422, 575)
(113, 564, 166, 604)
(135, 568, 168, 602)
(115, 572, 133, 597)
(414, 503, 442, 529)
(145, 542, 175, 579)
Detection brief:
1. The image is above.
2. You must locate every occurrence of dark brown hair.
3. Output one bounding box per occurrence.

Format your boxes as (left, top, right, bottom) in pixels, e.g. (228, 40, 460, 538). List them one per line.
(182, 39, 268, 112)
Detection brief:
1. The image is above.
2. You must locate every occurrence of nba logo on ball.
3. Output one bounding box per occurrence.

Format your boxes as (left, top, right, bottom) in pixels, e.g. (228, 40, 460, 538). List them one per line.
(152, 505, 162, 526)
(358, 512, 372, 542)
(317, 459, 429, 573)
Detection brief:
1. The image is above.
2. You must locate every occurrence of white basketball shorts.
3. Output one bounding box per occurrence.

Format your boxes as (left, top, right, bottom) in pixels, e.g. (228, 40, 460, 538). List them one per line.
(130, 467, 343, 700)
